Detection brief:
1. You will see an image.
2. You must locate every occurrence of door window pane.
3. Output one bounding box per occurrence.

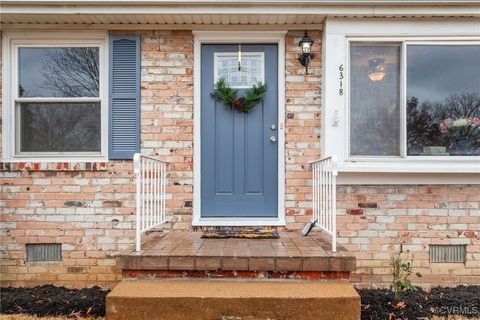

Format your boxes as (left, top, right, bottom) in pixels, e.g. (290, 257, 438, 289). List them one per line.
(407, 45, 480, 156)
(19, 47, 99, 98)
(350, 44, 401, 156)
(19, 102, 101, 152)
(215, 53, 264, 88)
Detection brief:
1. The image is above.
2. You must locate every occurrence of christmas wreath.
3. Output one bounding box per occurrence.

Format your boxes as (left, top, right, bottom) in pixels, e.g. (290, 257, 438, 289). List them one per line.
(210, 78, 268, 113)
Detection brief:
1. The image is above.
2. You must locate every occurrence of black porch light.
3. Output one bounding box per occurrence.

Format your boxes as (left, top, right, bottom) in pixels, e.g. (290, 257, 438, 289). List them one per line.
(298, 31, 315, 74)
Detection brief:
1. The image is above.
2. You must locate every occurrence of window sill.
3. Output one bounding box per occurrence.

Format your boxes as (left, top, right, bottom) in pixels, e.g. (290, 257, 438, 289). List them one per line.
(339, 161, 480, 174)
(335, 160, 480, 184)
(0, 161, 109, 172)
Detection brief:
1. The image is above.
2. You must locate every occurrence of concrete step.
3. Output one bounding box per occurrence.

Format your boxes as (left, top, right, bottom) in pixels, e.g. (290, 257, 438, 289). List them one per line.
(106, 279, 360, 320)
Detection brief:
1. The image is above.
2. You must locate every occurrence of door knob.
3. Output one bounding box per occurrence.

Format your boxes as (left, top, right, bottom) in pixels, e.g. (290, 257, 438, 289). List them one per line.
(270, 136, 277, 143)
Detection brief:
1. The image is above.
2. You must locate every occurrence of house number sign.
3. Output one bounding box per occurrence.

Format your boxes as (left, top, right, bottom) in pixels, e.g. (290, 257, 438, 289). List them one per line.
(338, 64, 344, 96)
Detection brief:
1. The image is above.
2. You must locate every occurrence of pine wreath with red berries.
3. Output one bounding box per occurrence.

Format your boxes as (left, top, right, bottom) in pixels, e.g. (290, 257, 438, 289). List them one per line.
(210, 78, 268, 113)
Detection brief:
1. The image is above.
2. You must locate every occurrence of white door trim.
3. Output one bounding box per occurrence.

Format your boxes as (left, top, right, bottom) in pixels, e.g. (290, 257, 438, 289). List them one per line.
(192, 30, 286, 226)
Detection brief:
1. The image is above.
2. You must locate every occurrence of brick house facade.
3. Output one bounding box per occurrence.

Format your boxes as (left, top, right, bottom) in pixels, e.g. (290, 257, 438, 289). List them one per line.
(1, 21, 479, 288)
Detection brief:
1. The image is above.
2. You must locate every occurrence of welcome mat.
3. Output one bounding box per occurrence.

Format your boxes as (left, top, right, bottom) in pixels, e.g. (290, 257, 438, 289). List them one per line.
(201, 228, 280, 239)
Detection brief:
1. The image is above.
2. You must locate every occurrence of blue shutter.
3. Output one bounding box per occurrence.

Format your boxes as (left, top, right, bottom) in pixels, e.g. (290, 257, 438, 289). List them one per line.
(109, 35, 140, 159)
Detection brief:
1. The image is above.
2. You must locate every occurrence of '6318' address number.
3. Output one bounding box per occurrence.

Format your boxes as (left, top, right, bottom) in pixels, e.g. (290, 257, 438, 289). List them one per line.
(338, 64, 344, 96)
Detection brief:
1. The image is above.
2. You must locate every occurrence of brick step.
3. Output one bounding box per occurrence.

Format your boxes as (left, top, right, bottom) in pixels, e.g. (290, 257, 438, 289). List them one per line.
(116, 231, 356, 280)
(106, 279, 360, 320)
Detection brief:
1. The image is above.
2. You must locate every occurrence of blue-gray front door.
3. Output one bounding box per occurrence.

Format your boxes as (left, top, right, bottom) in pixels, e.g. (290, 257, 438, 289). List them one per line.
(201, 44, 278, 217)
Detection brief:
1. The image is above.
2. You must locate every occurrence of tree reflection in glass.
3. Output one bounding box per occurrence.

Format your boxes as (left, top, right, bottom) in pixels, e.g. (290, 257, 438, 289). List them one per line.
(18, 47, 101, 153)
(407, 45, 480, 156)
(20, 102, 101, 152)
(19, 47, 99, 97)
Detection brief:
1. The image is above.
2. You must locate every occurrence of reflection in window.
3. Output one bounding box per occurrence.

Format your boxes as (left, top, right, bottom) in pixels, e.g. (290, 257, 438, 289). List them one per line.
(16, 46, 102, 155)
(19, 47, 99, 98)
(20, 103, 101, 152)
(407, 45, 480, 156)
(349, 44, 401, 156)
(215, 53, 263, 88)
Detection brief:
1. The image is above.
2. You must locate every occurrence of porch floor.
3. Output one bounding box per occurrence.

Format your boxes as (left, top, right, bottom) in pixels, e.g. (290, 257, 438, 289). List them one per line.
(116, 231, 355, 275)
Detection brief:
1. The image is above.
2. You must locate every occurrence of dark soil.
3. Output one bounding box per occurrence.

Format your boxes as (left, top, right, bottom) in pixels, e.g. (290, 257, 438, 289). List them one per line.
(1, 284, 479, 319)
(0, 285, 110, 318)
(358, 285, 480, 320)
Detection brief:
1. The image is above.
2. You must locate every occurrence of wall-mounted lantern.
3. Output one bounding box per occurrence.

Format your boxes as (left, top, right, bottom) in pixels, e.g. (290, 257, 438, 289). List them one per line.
(298, 31, 315, 74)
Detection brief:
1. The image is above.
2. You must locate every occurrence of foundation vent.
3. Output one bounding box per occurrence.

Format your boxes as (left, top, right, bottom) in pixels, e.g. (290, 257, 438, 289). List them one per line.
(26, 244, 62, 262)
(429, 244, 466, 263)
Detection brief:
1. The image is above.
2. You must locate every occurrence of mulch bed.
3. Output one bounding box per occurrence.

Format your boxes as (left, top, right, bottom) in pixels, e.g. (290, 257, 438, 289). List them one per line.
(358, 285, 480, 320)
(0, 285, 110, 318)
(1, 284, 479, 319)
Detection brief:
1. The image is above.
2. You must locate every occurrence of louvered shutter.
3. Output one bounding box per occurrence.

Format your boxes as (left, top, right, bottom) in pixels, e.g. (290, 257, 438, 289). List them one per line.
(109, 35, 140, 159)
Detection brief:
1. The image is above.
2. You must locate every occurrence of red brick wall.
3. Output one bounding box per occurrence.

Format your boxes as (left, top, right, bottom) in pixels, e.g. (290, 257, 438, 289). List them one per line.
(1, 30, 479, 288)
(284, 31, 322, 229)
(337, 185, 480, 288)
(1, 162, 133, 287)
(136, 30, 195, 229)
(0, 30, 194, 288)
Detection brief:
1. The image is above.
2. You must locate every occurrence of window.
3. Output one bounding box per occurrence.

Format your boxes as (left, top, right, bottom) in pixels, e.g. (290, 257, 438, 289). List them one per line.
(214, 52, 264, 88)
(407, 45, 480, 156)
(349, 42, 480, 158)
(350, 44, 401, 157)
(17, 47, 102, 154)
(4, 33, 107, 160)
(324, 19, 480, 176)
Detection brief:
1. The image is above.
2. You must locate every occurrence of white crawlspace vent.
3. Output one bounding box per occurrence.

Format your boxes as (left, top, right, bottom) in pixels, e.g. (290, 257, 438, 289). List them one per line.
(26, 243, 62, 262)
(429, 245, 466, 263)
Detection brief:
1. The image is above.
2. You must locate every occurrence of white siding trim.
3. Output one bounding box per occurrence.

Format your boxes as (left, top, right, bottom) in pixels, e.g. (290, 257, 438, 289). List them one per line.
(0, 24, 323, 31)
(338, 172, 480, 185)
(192, 31, 286, 226)
(2, 3, 480, 17)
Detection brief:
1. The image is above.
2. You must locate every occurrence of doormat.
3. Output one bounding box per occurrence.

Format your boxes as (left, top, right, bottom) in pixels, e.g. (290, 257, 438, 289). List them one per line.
(201, 228, 280, 239)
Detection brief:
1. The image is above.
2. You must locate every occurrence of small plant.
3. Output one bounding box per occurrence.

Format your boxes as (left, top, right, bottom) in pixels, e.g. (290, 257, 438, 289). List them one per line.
(390, 243, 422, 298)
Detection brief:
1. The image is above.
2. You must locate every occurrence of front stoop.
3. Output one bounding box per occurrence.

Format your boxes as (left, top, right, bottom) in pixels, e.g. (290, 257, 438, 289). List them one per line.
(106, 280, 361, 320)
(116, 231, 356, 280)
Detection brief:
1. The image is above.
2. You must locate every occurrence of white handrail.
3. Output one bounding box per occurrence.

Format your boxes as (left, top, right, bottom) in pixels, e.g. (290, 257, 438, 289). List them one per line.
(308, 155, 336, 165)
(134, 153, 168, 252)
(310, 155, 338, 252)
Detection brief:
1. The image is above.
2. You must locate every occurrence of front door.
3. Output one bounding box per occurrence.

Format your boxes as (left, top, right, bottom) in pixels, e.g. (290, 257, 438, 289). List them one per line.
(201, 44, 278, 217)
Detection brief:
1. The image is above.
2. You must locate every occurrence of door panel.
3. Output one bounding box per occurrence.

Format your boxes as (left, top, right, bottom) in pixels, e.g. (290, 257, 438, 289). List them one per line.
(201, 44, 278, 217)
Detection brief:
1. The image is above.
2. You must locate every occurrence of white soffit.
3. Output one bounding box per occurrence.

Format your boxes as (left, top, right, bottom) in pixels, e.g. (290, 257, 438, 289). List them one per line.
(1, 0, 480, 26)
(0, 14, 327, 26)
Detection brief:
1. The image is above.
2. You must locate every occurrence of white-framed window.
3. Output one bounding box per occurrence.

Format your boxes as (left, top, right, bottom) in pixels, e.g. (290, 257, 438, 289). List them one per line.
(213, 52, 265, 88)
(323, 19, 480, 173)
(2, 32, 108, 161)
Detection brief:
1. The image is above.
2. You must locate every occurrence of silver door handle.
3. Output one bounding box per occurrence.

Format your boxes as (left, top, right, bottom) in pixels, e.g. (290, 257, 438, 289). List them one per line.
(270, 136, 277, 143)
